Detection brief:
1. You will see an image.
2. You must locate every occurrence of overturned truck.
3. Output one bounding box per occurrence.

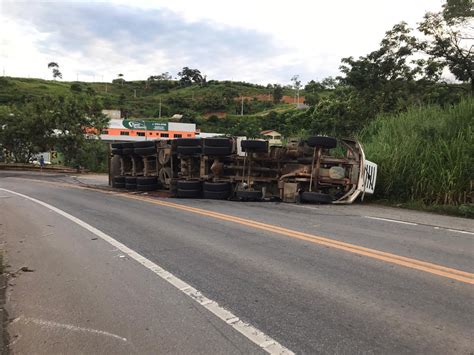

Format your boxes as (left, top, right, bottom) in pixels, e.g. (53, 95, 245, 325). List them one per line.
(109, 136, 377, 204)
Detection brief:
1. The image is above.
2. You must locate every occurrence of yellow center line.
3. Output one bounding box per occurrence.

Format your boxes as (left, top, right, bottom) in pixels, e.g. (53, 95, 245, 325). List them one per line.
(5, 177, 474, 284)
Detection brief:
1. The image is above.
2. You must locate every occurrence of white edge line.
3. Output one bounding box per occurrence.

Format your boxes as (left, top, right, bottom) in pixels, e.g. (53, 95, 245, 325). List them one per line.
(364, 216, 418, 226)
(0, 188, 293, 355)
(447, 229, 474, 236)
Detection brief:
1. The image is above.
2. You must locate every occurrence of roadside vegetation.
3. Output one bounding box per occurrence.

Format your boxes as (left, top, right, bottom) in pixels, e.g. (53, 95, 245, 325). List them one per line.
(361, 98, 473, 217)
(0, 0, 471, 214)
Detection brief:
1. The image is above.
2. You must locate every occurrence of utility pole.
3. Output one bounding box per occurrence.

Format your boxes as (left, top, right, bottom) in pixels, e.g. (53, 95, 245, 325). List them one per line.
(2, 67, 4, 76)
(241, 96, 244, 116)
(105, 83, 108, 93)
(134, 89, 137, 98)
(76, 73, 79, 81)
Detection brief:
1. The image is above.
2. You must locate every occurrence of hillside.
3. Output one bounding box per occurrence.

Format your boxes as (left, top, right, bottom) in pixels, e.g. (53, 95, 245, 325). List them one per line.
(0, 76, 301, 119)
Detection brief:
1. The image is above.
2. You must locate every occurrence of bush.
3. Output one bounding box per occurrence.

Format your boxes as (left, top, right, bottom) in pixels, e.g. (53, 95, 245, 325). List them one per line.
(360, 98, 473, 206)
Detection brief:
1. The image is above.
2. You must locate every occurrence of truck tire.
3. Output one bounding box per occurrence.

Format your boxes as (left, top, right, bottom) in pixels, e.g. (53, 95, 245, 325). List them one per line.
(111, 148, 123, 155)
(114, 182, 125, 189)
(133, 141, 155, 148)
(136, 176, 157, 185)
(300, 191, 333, 204)
(202, 146, 232, 156)
(203, 190, 231, 199)
(125, 183, 137, 190)
(125, 176, 137, 184)
(177, 180, 201, 190)
(306, 136, 337, 149)
(235, 190, 263, 201)
(177, 146, 202, 155)
(134, 146, 156, 156)
(203, 181, 231, 192)
(241, 140, 268, 152)
(137, 184, 159, 192)
(122, 148, 134, 155)
(176, 138, 201, 146)
(203, 138, 232, 147)
(113, 176, 126, 184)
(177, 189, 201, 198)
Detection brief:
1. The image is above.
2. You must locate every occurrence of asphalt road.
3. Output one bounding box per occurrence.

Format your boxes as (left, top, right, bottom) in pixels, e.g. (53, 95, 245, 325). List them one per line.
(1, 171, 473, 354)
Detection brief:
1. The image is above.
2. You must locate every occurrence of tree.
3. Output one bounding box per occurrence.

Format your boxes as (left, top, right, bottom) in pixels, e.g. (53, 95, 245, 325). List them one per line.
(442, 0, 473, 21)
(47, 62, 62, 80)
(70, 83, 82, 93)
(418, 9, 473, 92)
(272, 84, 283, 103)
(118, 93, 128, 117)
(304, 80, 324, 93)
(0, 96, 107, 164)
(291, 75, 302, 104)
(117, 73, 125, 86)
(177, 67, 203, 86)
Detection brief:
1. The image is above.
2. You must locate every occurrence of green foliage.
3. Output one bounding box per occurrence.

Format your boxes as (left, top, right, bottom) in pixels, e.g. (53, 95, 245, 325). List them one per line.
(0, 95, 108, 165)
(272, 85, 283, 103)
(74, 139, 109, 172)
(418, 11, 473, 91)
(360, 98, 474, 206)
(442, 0, 473, 21)
(177, 67, 204, 86)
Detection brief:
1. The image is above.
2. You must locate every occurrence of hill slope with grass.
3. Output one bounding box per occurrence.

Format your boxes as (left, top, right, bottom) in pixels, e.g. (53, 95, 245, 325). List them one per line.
(0, 77, 298, 119)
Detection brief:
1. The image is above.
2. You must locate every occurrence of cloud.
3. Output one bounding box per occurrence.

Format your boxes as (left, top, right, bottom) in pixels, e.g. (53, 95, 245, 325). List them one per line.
(1, 1, 304, 83)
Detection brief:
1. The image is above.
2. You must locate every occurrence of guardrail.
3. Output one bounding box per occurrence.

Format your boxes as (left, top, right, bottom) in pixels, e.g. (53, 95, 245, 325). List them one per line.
(0, 163, 78, 173)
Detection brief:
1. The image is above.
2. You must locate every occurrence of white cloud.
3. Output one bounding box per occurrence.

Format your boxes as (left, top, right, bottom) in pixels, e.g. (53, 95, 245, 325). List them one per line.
(0, 0, 447, 84)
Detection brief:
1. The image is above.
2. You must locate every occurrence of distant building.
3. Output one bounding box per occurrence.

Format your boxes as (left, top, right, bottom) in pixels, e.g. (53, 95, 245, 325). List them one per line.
(98, 119, 196, 142)
(261, 130, 283, 146)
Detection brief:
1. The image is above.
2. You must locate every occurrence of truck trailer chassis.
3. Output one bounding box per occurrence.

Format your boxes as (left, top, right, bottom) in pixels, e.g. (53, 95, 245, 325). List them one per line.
(109, 136, 377, 204)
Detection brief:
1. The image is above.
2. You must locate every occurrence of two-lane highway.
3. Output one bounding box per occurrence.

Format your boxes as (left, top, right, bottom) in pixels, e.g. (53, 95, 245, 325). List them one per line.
(1, 172, 473, 354)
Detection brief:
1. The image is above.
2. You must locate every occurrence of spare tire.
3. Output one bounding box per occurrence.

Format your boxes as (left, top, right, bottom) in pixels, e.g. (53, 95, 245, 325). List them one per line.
(136, 176, 157, 185)
(134, 146, 156, 156)
(235, 190, 263, 201)
(176, 138, 201, 146)
(177, 189, 201, 198)
(300, 191, 333, 204)
(307, 136, 337, 149)
(133, 141, 155, 148)
(177, 180, 201, 190)
(203, 181, 231, 192)
(203, 138, 232, 147)
(177, 146, 202, 155)
(241, 140, 268, 152)
(202, 146, 232, 156)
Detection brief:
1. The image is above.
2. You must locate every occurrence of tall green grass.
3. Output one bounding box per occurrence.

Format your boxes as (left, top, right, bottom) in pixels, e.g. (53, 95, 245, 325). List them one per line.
(361, 98, 473, 206)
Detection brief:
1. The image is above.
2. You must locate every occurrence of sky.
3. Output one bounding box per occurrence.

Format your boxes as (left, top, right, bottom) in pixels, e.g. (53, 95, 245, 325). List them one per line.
(0, 0, 446, 85)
